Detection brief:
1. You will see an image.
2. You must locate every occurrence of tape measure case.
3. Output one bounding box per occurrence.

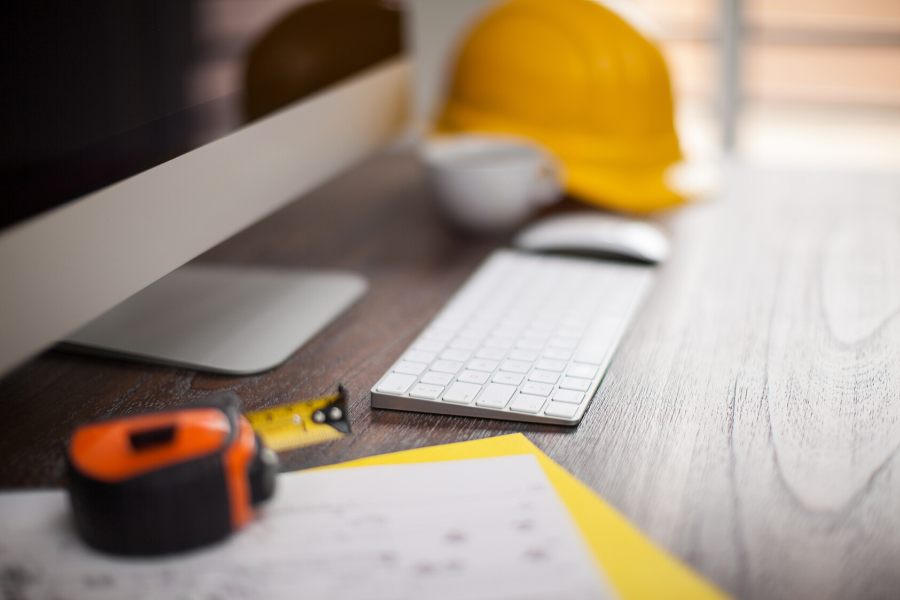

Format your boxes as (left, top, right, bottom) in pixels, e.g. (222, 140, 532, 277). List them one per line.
(66, 393, 277, 555)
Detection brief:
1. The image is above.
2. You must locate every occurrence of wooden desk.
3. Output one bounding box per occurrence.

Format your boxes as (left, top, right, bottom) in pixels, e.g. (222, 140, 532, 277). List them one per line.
(1, 154, 898, 600)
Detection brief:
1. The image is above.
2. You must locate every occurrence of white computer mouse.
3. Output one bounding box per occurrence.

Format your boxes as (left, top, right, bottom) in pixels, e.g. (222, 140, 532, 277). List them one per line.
(513, 212, 670, 263)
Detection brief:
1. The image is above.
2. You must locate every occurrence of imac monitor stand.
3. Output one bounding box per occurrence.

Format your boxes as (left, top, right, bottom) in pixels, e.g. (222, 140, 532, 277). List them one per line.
(61, 264, 367, 375)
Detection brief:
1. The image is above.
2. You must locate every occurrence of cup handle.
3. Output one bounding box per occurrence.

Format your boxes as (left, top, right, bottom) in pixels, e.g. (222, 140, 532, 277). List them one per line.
(531, 157, 562, 207)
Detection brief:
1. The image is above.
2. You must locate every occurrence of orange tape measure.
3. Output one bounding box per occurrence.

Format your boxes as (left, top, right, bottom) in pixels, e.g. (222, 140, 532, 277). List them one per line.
(66, 393, 277, 555)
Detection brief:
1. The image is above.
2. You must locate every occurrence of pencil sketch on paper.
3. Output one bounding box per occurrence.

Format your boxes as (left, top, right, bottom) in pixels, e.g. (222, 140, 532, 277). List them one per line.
(0, 454, 612, 600)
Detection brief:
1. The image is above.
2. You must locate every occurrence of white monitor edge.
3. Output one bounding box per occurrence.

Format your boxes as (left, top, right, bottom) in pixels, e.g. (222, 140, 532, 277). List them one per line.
(0, 57, 411, 376)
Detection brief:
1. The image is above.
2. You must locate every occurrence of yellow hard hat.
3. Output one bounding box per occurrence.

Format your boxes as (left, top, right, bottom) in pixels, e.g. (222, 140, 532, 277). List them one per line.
(437, 0, 685, 212)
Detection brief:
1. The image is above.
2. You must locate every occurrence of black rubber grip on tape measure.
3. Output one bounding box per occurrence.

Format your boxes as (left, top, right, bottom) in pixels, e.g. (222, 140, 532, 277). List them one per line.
(67, 447, 233, 556)
(66, 393, 244, 556)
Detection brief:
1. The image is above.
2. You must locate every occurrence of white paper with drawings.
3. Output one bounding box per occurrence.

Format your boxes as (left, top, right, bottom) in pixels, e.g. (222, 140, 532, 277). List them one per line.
(0, 454, 613, 600)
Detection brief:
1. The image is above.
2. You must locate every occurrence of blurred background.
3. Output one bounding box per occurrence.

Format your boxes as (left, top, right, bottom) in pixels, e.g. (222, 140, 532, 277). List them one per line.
(188, 0, 900, 170)
(4, 0, 898, 229)
(632, 0, 900, 171)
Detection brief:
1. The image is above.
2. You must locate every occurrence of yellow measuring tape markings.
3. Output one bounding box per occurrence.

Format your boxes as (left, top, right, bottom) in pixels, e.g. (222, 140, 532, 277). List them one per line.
(247, 386, 350, 452)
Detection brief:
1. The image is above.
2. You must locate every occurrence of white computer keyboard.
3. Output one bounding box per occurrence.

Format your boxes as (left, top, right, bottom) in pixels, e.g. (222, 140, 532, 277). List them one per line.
(370, 250, 654, 425)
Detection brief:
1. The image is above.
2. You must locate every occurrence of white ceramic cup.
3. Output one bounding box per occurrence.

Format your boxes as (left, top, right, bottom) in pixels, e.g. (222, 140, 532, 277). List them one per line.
(422, 135, 563, 234)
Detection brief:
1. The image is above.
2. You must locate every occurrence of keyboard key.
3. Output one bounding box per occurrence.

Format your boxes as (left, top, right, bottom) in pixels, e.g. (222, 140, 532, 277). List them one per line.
(431, 360, 464, 374)
(508, 349, 539, 362)
(433, 317, 463, 329)
(560, 377, 591, 391)
(449, 338, 479, 350)
(492, 327, 520, 339)
(468, 358, 499, 372)
(413, 339, 444, 352)
(574, 346, 606, 366)
(442, 382, 481, 404)
(500, 360, 532, 374)
(582, 335, 616, 354)
(522, 330, 550, 340)
(394, 361, 427, 376)
(476, 383, 517, 408)
(568, 364, 599, 379)
(500, 315, 527, 326)
(509, 393, 546, 414)
(484, 336, 514, 349)
(590, 315, 624, 333)
(522, 382, 553, 396)
(459, 327, 489, 340)
(584, 328, 617, 348)
(549, 337, 579, 349)
(542, 348, 572, 360)
(544, 402, 579, 419)
(458, 370, 490, 384)
(500, 317, 527, 328)
(553, 389, 585, 404)
(535, 358, 566, 372)
(424, 329, 455, 341)
(404, 350, 436, 364)
(493, 372, 524, 386)
(421, 371, 453, 386)
(528, 370, 560, 384)
(556, 328, 583, 339)
(409, 383, 444, 400)
(516, 339, 544, 350)
(530, 320, 555, 332)
(441, 348, 471, 362)
(475, 347, 506, 360)
(376, 373, 417, 394)
(560, 317, 589, 330)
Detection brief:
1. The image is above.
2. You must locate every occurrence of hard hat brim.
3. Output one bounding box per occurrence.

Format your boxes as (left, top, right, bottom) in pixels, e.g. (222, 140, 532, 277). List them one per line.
(565, 161, 686, 213)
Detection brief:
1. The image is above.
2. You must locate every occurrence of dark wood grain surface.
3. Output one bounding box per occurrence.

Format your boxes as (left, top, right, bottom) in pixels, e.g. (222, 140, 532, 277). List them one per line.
(1, 152, 898, 600)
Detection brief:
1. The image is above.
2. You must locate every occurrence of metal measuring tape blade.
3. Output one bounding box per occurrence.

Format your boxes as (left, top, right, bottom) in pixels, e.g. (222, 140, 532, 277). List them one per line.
(247, 385, 351, 452)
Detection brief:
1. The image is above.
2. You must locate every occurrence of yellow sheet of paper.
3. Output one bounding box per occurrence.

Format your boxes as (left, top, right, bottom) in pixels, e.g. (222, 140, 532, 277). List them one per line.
(319, 433, 729, 600)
